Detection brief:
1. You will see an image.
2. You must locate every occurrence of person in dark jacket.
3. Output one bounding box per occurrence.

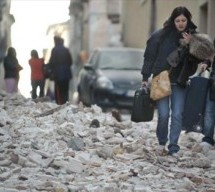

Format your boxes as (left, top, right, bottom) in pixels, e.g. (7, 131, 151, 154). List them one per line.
(141, 6, 211, 156)
(3, 47, 23, 93)
(49, 36, 72, 105)
(199, 38, 215, 149)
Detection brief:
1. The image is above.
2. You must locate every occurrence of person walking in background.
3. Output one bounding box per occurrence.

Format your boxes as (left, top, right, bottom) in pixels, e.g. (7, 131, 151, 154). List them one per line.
(201, 69, 215, 149)
(49, 36, 72, 105)
(141, 7, 211, 156)
(198, 38, 215, 150)
(3, 47, 23, 93)
(28, 49, 45, 99)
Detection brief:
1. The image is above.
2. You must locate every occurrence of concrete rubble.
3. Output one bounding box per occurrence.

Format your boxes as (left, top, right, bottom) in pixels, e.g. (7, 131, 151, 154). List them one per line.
(0, 92, 215, 192)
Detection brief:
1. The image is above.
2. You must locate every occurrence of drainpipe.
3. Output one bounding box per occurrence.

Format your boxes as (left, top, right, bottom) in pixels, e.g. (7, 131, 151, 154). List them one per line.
(149, 0, 156, 35)
(69, 0, 84, 98)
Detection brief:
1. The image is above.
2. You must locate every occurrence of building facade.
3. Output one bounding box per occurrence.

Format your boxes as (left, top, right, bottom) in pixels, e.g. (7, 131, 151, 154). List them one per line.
(121, 0, 215, 48)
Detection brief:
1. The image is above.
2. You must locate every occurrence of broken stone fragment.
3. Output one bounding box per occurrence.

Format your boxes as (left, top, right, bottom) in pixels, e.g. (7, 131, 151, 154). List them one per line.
(67, 137, 85, 151)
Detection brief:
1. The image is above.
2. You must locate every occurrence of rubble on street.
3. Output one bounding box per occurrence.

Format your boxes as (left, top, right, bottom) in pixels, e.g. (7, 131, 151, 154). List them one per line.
(0, 92, 215, 192)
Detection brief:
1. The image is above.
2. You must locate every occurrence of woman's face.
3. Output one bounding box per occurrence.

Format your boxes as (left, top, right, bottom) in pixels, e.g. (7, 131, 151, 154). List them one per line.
(174, 14, 188, 32)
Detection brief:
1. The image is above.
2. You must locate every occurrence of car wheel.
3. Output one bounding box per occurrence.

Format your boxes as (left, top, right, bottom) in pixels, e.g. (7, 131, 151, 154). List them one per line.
(77, 86, 87, 106)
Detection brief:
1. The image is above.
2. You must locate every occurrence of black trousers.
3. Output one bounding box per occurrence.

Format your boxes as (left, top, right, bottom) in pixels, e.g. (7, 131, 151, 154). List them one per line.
(54, 80, 70, 105)
(31, 80, 45, 99)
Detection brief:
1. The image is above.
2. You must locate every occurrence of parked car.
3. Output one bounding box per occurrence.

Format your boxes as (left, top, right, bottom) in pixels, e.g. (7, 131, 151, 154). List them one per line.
(77, 47, 144, 110)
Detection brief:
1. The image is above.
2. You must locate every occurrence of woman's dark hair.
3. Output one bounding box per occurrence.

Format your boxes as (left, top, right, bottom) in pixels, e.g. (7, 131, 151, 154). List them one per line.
(161, 6, 196, 38)
(7, 47, 16, 57)
(31, 49, 39, 58)
(167, 7, 192, 28)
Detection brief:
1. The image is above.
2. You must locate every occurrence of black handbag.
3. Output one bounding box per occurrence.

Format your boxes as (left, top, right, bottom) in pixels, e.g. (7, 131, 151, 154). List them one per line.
(131, 87, 154, 122)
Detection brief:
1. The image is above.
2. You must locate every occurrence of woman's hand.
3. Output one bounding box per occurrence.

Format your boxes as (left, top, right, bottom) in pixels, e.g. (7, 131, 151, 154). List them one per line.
(142, 81, 148, 87)
(182, 32, 191, 44)
(200, 63, 208, 72)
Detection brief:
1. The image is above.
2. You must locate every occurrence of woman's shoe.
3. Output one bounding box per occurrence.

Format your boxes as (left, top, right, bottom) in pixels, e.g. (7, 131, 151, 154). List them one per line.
(155, 145, 168, 156)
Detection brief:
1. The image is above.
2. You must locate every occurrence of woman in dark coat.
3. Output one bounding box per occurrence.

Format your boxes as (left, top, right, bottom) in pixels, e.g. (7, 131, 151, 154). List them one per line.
(200, 38, 215, 148)
(141, 6, 212, 156)
(4, 47, 22, 93)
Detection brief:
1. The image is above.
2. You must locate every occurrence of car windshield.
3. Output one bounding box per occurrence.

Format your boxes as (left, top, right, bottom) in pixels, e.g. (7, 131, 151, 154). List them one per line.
(98, 50, 143, 70)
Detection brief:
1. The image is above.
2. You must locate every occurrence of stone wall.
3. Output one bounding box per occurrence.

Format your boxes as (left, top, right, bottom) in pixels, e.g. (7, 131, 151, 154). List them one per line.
(0, 0, 14, 91)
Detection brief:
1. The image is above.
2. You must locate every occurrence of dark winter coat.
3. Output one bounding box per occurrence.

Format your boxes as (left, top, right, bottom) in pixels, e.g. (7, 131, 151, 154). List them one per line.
(49, 44, 72, 81)
(141, 26, 214, 87)
(141, 27, 191, 83)
(141, 29, 177, 81)
(167, 33, 214, 86)
(4, 56, 19, 79)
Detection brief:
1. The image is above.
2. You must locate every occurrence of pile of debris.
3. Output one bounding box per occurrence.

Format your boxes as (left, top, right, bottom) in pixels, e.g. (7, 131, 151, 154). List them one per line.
(0, 93, 215, 192)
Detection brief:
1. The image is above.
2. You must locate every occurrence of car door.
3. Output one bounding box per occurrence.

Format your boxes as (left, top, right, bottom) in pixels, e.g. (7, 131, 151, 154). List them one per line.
(80, 50, 99, 105)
